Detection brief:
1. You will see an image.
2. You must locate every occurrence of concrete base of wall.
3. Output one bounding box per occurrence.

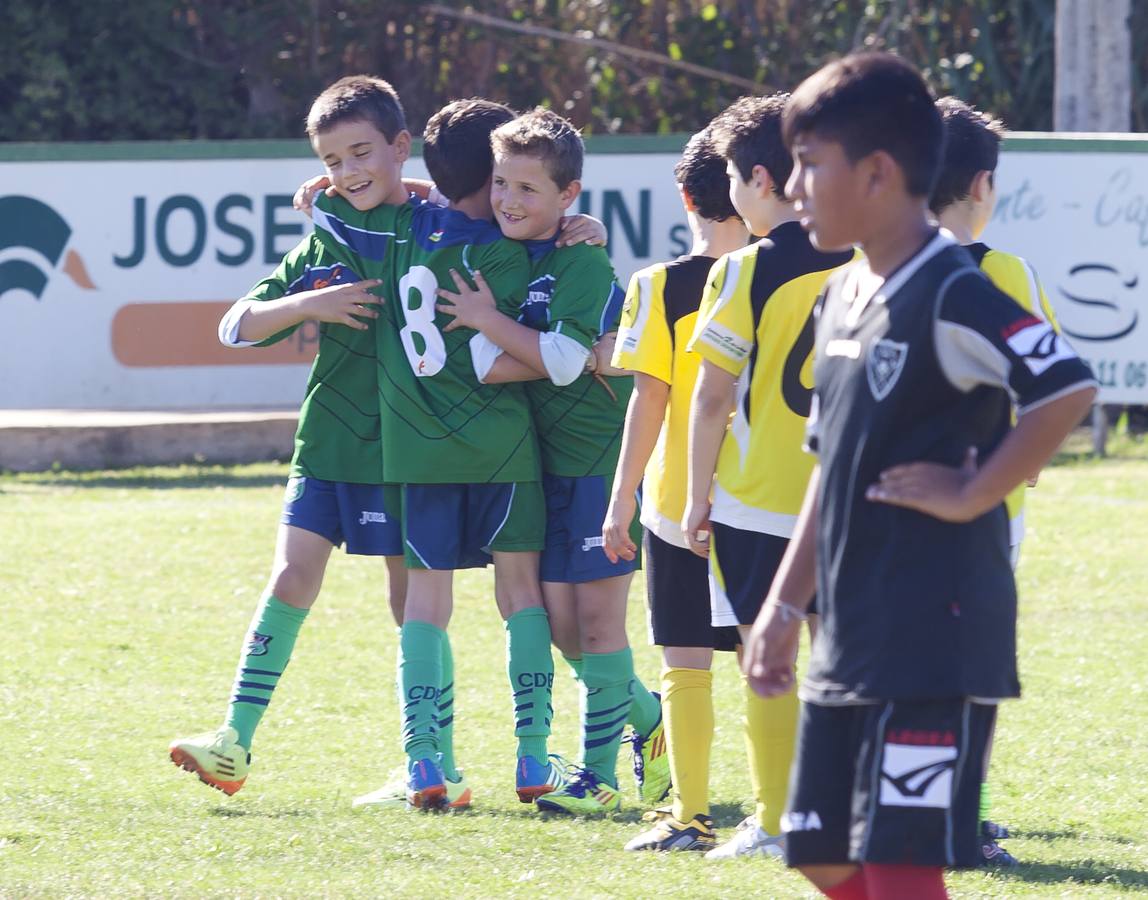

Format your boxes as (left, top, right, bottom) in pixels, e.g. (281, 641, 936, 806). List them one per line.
(0, 410, 299, 472)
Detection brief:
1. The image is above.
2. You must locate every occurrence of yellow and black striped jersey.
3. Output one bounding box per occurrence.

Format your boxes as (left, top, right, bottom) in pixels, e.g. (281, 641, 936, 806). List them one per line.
(688, 222, 855, 536)
(614, 255, 717, 548)
(967, 242, 1059, 543)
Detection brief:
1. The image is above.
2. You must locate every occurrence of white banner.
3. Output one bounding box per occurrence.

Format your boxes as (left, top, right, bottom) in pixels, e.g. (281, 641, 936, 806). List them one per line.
(1, 138, 1145, 408)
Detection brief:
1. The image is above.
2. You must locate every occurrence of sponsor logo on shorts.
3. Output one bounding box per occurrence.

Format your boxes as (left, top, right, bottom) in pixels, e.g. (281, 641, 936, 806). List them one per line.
(781, 810, 823, 832)
(1003, 320, 1076, 375)
(582, 536, 605, 551)
(284, 477, 305, 503)
(867, 338, 908, 401)
(246, 632, 273, 656)
(878, 743, 958, 809)
(359, 510, 388, 525)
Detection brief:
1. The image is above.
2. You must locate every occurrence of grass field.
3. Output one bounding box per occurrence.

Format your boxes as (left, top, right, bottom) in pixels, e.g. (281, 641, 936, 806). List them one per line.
(2, 444, 1147, 898)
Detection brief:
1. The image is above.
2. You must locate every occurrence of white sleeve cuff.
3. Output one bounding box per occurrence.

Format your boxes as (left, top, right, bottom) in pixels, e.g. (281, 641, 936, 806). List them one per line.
(218, 298, 260, 347)
(470, 332, 503, 382)
(540, 331, 591, 386)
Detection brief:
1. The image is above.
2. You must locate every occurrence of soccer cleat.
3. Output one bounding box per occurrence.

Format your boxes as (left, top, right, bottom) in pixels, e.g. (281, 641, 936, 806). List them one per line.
(704, 815, 785, 859)
(169, 726, 250, 796)
(406, 757, 447, 810)
(982, 819, 1011, 841)
(353, 768, 471, 811)
(515, 754, 569, 804)
(627, 699, 671, 804)
(535, 766, 621, 817)
(624, 806, 715, 852)
(980, 837, 1019, 867)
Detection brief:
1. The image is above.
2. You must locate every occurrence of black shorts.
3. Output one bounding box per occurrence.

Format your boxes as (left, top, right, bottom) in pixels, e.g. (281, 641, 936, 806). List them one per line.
(784, 699, 995, 869)
(644, 530, 739, 652)
(709, 522, 788, 627)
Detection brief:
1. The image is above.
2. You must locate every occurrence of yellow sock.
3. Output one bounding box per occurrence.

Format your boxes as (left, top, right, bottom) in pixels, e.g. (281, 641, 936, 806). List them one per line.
(662, 666, 713, 822)
(744, 676, 799, 834)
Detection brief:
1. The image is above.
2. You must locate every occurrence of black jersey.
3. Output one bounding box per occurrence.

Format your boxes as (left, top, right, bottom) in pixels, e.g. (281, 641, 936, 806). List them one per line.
(803, 231, 1095, 704)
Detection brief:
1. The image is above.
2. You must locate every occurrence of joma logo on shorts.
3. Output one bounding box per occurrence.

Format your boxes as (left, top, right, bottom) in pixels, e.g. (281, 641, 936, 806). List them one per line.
(359, 510, 388, 525)
(582, 536, 605, 551)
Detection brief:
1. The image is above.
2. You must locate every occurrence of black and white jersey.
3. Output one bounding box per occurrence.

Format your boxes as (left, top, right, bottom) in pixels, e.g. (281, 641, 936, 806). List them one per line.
(803, 230, 1095, 705)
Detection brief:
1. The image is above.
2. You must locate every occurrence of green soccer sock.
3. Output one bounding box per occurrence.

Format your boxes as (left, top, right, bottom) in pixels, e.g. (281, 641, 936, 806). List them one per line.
(398, 621, 444, 763)
(581, 648, 636, 788)
(506, 607, 554, 760)
(628, 674, 661, 736)
(563, 655, 584, 681)
(437, 632, 460, 781)
(224, 594, 308, 750)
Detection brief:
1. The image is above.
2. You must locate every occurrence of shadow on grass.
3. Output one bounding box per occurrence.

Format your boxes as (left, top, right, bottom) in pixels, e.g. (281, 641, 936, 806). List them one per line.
(997, 860, 1148, 889)
(6, 469, 287, 491)
(207, 806, 317, 820)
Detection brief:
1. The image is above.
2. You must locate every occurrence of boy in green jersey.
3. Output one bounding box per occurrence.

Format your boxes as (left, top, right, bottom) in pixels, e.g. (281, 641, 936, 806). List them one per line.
(168, 76, 410, 797)
(436, 109, 666, 816)
(310, 99, 570, 810)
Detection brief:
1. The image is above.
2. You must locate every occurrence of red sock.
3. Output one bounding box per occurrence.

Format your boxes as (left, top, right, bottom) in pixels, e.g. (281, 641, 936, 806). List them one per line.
(863, 863, 947, 900)
(821, 869, 869, 900)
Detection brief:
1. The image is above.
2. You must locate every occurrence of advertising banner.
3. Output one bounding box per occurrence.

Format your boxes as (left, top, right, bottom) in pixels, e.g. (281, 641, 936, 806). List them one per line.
(1, 135, 1145, 408)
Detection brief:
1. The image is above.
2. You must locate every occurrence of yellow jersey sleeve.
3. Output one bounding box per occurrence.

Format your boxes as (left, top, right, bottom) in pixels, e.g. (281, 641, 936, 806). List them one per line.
(614, 264, 673, 384)
(980, 249, 1061, 333)
(687, 247, 758, 376)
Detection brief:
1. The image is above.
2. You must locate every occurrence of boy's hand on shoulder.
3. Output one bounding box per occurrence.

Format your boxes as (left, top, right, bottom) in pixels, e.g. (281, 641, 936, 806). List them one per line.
(436, 269, 498, 333)
(866, 446, 983, 522)
(293, 174, 336, 219)
(601, 493, 638, 563)
(556, 214, 607, 247)
(301, 279, 383, 330)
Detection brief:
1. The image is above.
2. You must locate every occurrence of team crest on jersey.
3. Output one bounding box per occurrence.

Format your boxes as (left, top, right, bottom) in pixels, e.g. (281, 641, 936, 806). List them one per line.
(520, 274, 555, 330)
(867, 338, 908, 401)
(246, 632, 273, 657)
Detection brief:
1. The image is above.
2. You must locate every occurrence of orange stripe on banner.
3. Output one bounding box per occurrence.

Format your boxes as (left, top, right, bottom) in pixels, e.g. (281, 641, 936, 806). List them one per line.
(111, 302, 320, 368)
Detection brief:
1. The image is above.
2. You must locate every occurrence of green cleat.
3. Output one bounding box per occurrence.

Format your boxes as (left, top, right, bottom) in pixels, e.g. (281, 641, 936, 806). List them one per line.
(535, 766, 621, 817)
(628, 704, 671, 805)
(169, 726, 250, 796)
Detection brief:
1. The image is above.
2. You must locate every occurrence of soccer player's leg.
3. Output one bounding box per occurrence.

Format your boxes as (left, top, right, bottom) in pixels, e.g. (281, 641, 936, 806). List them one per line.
(706, 524, 797, 859)
(624, 530, 736, 851)
(170, 476, 340, 794)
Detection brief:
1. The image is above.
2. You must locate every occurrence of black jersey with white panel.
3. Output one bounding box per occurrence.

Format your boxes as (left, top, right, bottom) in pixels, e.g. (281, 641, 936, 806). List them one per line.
(803, 231, 1095, 704)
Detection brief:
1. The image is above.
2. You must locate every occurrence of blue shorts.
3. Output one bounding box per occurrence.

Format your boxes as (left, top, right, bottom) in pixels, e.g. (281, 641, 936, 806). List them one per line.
(540, 473, 641, 584)
(402, 481, 545, 570)
(280, 476, 403, 556)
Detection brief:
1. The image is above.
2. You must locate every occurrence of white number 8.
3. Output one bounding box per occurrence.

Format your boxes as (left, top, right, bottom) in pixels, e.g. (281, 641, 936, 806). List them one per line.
(398, 265, 446, 377)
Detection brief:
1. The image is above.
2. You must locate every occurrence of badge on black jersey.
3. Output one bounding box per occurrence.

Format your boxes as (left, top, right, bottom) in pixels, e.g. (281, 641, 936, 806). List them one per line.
(867, 338, 909, 401)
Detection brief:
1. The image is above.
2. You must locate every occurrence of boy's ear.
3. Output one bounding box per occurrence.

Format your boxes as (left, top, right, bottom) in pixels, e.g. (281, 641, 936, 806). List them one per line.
(393, 130, 413, 163)
(970, 169, 994, 203)
(752, 164, 773, 198)
(864, 150, 898, 197)
(558, 178, 582, 211)
(678, 184, 698, 213)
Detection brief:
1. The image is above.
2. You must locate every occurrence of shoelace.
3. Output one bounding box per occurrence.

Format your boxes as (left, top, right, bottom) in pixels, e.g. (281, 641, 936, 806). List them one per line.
(627, 730, 647, 782)
(562, 767, 600, 798)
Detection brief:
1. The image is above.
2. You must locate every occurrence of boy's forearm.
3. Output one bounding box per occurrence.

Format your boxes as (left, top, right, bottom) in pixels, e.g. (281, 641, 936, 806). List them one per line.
(473, 309, 548, 374)
(483, 353, 547, 384)
(686, 362, 736, 506)
(765, 466, 820, 611)
(611, 375, 669, 498)
(964, 385, 1096, 515)
(233, 294, 308, 344)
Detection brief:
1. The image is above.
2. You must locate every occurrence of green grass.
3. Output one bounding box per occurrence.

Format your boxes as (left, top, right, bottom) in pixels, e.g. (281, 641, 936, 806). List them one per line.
(1, 452, 1146, 898)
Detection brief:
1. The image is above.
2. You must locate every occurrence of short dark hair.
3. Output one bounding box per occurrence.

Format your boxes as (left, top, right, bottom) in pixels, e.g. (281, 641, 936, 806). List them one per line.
(673, 127, 739, 222)
(491, 108, 583, 190)
(306, 75, 406, 142)
(930, 96, 1006, 213)
(783, 52, 943, 198)
(709, 94, 792, 198)
(423, 98, 516, 202)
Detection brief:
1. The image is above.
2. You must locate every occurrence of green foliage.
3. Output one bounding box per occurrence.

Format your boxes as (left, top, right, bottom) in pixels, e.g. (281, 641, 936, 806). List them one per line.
(0, 0, 1142, 140)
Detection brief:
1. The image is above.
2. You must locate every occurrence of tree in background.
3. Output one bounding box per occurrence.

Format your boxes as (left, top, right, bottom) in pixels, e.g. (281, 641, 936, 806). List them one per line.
(0, 0, 1140, 142)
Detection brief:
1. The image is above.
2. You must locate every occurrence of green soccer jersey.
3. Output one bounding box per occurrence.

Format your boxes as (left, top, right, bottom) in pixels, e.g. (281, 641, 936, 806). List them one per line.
(517, 239, 632, 477)
(245, 233, 383, 483)
(312, 195, 540, 484)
